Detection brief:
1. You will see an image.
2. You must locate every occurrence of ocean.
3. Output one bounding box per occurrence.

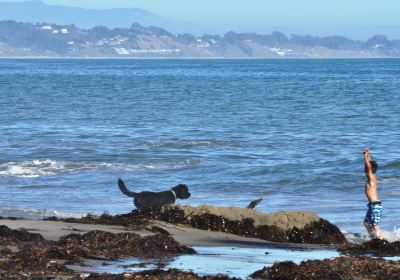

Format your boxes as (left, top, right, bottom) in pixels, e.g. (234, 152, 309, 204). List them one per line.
(0, 58, 399, 237)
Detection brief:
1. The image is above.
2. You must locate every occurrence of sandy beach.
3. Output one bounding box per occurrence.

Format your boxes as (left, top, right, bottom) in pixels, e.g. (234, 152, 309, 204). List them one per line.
(0, 217, 330, 250)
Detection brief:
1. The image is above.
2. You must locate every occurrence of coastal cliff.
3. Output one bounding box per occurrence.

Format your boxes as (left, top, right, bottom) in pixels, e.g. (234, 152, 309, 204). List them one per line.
(1, 20, 400, 58)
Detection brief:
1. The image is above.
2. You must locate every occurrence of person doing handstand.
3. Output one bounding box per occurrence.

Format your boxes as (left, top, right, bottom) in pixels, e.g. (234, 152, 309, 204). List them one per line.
(363, 148, 382, 239)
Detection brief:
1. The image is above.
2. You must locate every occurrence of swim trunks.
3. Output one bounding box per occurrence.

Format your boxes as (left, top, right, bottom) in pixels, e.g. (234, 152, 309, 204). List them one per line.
(364, 201, 382, 226)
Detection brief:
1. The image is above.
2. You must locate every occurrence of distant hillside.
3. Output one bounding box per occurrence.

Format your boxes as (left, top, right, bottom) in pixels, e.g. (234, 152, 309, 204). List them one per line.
(0, 0, 199, 34)
(1, 20, 400, 58)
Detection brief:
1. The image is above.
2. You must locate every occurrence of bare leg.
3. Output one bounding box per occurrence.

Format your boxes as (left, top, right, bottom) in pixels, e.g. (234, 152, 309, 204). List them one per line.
(373, 225, 383, 239)
(364, 221, 375, 238)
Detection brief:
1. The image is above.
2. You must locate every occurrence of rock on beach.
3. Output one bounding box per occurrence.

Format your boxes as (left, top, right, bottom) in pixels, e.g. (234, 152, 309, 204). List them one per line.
(155, 205, 347, 245)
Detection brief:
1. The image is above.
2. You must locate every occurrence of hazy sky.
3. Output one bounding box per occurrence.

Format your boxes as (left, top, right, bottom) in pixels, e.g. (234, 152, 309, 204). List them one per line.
(6, 0, 400, 39)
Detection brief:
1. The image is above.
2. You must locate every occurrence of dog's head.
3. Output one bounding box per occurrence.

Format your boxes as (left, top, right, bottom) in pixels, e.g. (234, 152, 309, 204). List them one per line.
(172, 184, 191, 199)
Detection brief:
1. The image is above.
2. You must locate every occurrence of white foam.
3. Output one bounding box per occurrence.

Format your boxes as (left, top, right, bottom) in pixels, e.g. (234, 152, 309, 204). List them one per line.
(0, 160, 112, 177)
(343, 231, 367, 244)
(0, 158, 201, 178)
(343, 227, 400, 243)
(0, 207, 86, 219)
(113, 158, 201, 172)
(146, 140, 214, 148)
(186, 140, 213, 146)
(381, 227, 400, 242)
(0, 159, 59, 177)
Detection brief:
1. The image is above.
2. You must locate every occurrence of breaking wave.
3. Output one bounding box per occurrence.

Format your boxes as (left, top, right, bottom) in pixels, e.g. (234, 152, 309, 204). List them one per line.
(344, 227, 400, 243)
(382, 228, 400, 242)
(0, 158, 201, 178)
(0, 207, 86, 219)
(0, 160, 112, 178)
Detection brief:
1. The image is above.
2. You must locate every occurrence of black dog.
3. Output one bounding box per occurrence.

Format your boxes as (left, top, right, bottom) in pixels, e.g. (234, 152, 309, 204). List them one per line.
(118, 179, 191, 209)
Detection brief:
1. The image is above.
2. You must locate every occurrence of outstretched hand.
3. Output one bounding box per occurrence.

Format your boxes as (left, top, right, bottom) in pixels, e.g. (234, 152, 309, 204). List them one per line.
(363, 148, 373, 162)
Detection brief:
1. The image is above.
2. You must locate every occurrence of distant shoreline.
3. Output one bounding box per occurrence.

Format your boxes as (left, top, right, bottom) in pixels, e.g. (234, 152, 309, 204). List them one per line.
(2, 20, 400, 59)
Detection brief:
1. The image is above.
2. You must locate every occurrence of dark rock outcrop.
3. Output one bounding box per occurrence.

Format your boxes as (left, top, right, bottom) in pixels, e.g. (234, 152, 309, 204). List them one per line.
(250, 256, 400, 280)
(0, 224, 44, 242)
(286, 219, 348, 245)
(85, 269, 239, 280)
(342, 238, 400, 257)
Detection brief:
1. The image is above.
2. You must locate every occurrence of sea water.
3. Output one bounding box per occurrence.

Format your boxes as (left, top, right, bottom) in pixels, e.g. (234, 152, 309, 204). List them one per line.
(0, 59, 399, 238)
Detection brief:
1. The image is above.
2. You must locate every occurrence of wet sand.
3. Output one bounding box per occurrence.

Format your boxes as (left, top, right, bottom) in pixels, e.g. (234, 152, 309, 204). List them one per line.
(0, 218, 327, 250)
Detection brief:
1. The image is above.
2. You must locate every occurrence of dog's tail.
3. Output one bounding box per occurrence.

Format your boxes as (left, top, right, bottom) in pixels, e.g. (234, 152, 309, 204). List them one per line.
(118, 179, 137, 197)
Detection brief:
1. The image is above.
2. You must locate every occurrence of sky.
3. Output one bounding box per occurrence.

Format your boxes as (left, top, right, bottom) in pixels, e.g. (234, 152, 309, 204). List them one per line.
(5, 0, 400, 39)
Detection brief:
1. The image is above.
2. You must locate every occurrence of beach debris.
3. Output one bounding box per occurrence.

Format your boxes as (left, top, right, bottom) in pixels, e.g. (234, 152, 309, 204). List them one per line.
(246, 198, 262, 209)
(58, 230, 196, 259)
(0, 225, 44, 242)
(45, 209, 158, 228)
(85, 269, 239, 280)
(342, 238, 400, 257)
(250, 256, 400, 280)
(156, 205, 347, 245)
(0, 224, 195, 279)
(46, 205, 347, 245)
(151, 225, 171, 235)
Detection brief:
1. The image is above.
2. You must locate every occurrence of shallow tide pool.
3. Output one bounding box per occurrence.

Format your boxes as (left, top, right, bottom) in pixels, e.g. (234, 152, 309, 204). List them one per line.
(68, 246, 340, 278)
